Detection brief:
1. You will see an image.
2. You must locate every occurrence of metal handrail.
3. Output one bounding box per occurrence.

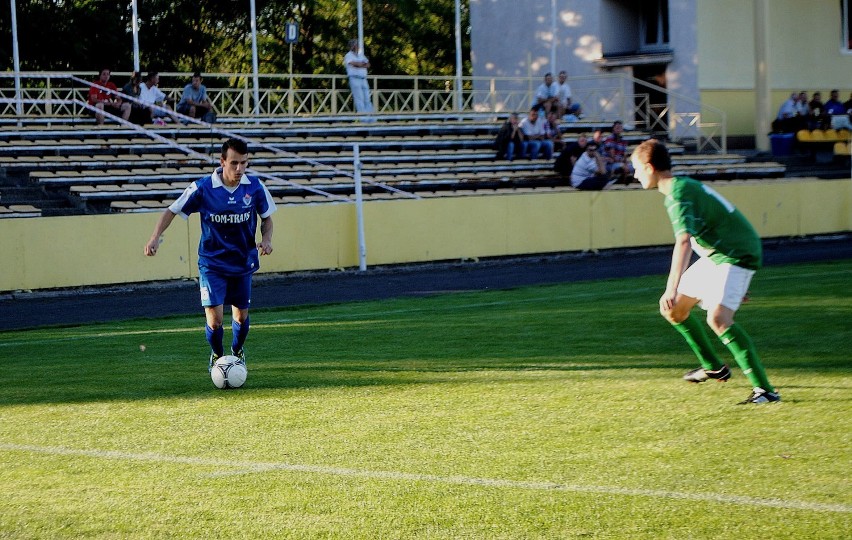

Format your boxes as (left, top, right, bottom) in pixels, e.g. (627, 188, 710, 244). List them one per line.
(0, 71, 727, 152)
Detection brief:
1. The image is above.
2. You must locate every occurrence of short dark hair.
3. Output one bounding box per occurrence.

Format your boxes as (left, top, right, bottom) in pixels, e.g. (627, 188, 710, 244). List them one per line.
(146, 71, 159, 82)
(222, 138, 249, 157)
(193, 71, 202, 78)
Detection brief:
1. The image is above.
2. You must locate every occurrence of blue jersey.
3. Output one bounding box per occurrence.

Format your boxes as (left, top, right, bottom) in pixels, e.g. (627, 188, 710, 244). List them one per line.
(169, 168, 277, 276)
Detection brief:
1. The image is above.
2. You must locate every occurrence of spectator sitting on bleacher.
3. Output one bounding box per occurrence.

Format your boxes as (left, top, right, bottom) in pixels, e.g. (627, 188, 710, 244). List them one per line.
(494, 113, 524, 161)
(795, 91, 811, 118)
(555, 70, 582, 121)
(545, 111, 565, 152)
(809, 92, 826, 129)
(140, 71, 178, 125)
(519, 107, 553, 160)
(772, 92, 806, 133)
(177, 72, 217, 123)
(88, 67, 131, 125)
(121, 72, 150, 126)
(825, 89, 852, 130)
(533, 73, 559, 115)
(570, 141, 613, 191)
(554, 132, 588, 178)
(602, 121, 633, 183)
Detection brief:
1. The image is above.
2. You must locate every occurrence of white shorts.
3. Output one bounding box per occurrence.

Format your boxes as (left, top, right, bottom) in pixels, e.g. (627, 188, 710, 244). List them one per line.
(678, 257, 755, 311)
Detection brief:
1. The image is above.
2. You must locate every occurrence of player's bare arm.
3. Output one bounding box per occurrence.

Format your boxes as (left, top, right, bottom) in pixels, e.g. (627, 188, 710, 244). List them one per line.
(144, 209, 178, 256)
(258, 215, 274, 255)
(660, 232, 692, 312)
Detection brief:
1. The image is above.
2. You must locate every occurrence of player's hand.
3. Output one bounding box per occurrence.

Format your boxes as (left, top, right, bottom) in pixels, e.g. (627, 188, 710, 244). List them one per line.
(659, 289, 677, 312)
(258, 241, 273, 256)
(144, 237, 161, 256)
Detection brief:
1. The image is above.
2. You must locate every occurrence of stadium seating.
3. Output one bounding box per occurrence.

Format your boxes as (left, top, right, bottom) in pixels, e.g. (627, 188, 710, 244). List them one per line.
(0, 114, 793, 215)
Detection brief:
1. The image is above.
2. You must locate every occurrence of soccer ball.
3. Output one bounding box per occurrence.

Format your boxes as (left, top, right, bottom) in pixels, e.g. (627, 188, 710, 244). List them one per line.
(210, 355, 248, 389)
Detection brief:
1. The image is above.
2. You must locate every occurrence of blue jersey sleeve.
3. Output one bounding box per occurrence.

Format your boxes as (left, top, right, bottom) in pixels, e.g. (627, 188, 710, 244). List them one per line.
(168, 180, 205, 219)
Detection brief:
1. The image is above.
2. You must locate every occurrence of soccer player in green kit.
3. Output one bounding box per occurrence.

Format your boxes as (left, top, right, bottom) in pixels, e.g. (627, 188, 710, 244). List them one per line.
(630, 139, 780, 404)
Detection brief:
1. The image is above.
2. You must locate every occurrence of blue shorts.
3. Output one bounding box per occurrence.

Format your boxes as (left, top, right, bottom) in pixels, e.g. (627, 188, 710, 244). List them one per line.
(198, 267, 252, 309)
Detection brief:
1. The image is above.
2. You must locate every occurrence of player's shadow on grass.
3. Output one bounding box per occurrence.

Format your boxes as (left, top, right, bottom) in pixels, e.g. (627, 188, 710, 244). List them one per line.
(4, 356, 850, 406)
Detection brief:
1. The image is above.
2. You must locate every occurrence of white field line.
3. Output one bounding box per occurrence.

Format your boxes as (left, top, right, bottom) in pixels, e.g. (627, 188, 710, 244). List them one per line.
(1, 442, 849, 514)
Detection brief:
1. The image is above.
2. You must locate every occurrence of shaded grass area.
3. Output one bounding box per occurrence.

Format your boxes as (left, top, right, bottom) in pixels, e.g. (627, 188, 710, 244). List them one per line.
(0, 260, 849, 538)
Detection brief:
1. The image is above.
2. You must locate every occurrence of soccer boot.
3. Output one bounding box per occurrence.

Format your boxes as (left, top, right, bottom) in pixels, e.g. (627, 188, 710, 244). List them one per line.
(738, 387, 781, 405)
(208, 351, 220, 374)
(683, 364, 731, 383)
(232, 347, 246, 367)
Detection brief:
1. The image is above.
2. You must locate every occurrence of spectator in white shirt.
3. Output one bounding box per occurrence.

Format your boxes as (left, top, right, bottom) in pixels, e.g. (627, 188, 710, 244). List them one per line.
(344, 39, 374, 118)
(533, 73, 559, 115)
(570, 142, 613, 190)
(139, 72, 178, 125)
(555, 70, 582, 120)
(519, 107, 553, 160)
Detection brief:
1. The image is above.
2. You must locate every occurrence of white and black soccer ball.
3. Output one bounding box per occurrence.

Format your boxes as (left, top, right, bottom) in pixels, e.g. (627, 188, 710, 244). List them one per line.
(211, 355, 248, 389)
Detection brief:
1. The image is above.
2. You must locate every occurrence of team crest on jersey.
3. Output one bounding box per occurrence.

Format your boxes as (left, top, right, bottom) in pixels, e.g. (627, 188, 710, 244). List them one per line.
(243, 194, 252, 206)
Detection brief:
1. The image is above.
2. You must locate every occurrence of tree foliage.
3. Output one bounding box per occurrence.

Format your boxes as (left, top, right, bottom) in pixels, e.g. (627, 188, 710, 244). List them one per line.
(0, 0, 470, 77)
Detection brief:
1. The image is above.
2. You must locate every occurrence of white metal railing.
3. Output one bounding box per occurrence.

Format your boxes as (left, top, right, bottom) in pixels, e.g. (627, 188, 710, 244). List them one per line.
(0, 71, 727, 152)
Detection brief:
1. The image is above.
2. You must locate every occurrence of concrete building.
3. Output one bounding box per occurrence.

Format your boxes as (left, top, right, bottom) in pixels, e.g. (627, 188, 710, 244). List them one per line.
(470, 0, 852, 149)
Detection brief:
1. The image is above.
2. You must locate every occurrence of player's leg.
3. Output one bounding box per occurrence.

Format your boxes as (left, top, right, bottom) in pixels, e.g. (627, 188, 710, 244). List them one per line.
(666, 257, 729, 379)
(662, 292, 728, 378)
(225, 273, 253, 364)
(199, 268, 227, 368)
(703, 267, 778, 402)
(204, 305, 225, 357)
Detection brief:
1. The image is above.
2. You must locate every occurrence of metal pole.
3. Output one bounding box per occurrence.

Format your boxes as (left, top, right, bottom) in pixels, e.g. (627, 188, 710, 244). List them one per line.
(132, 0, 140, 73)
(353, 144, 367, 272)
(357, 0, 364, 53)
(250, 0, 260, 115)
(288, 43, 294, 117)
(454, 0, 463, 112)
(550, 0, 557, 70)
(10, 0, 22, 118)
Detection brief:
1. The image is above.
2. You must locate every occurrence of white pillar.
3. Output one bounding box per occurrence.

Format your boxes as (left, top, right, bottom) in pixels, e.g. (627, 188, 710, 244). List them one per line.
(754, 0, 772, 152)
(353, 144, 367, 271)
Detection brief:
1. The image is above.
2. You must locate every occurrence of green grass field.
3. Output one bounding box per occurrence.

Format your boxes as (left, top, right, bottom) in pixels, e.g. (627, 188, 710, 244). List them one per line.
(1, 260, 850, 539)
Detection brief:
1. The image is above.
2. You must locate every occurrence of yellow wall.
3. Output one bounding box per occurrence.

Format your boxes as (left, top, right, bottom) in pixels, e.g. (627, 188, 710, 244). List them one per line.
(697, 0, 852, 136)
(698, 0, 852, 89)
(1, 179, 850, 292)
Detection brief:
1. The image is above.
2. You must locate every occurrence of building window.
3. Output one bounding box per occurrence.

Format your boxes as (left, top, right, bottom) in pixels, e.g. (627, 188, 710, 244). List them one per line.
(844, 0, 852, 52)
(640, 0, 669, 51)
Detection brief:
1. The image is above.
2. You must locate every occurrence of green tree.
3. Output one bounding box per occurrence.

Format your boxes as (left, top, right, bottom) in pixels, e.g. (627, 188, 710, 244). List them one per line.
(0, 0, 470, 79)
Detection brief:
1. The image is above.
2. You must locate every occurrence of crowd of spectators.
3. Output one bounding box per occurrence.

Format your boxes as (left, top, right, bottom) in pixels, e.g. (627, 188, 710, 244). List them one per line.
(87, 67, 217, 126)
(773, 89, 852, 133)
(494, 111, 636, 191)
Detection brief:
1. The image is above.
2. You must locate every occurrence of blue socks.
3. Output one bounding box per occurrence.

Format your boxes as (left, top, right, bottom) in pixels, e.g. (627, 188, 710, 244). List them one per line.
(231, 317, 250, 354)
(206, 325, 224, 357)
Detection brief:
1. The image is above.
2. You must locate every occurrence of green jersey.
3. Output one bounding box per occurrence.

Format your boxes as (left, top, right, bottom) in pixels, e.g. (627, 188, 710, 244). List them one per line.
(664, 177, 762, 270)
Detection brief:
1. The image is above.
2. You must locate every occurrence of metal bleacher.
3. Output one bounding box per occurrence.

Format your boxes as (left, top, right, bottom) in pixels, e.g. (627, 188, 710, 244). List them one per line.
(0, 114, 789, 216)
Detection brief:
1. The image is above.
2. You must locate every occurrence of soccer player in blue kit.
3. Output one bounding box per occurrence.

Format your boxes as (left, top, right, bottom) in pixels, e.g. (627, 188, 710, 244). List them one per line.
(144, 138, 276, 371)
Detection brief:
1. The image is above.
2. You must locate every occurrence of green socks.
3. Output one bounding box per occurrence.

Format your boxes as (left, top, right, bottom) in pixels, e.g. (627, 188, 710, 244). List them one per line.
(672, 313, 725, 371)
(719, 324, 775, 392)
